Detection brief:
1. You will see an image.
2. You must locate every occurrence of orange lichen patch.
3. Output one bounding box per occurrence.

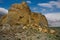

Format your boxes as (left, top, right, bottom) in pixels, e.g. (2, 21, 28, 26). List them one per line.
(50, 29, 56, 34)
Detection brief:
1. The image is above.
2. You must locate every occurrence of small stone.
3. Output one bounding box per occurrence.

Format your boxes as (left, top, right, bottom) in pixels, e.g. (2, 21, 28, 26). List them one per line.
(50, 29, 56, 34)
(38, 27, 43, 32)
(42, 28, 48, 33)
(23, 26, 27, 29)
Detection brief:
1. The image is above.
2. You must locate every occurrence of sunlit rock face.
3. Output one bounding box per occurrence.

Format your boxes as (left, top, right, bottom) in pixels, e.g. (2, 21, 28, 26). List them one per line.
(0, 2, 48, 27)
(31, 12, 48, 27)
(4, 2, 48, 26)
(7, 2, 30, 25)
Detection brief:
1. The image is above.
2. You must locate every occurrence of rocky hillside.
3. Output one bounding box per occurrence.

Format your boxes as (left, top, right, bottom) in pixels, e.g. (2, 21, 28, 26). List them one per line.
(0, 2, 59, 40)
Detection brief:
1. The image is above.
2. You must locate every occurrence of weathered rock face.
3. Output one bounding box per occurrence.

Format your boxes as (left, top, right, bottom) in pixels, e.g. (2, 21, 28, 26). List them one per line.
(0, 15, 7, 25)
(31, 12, 48, 27)
(0, 2, 48, 27)
(0, 2, 49, 31)
(7, 2, 30, 25)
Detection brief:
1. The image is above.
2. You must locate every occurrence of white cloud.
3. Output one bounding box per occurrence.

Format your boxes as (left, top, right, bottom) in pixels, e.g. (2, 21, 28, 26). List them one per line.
(42, 9, 46, 12)
(0, 8, 8, 17)
(0, 8, 8, 14)
(32, 7, 38, 11)
(45, 13, 60, 27)
(45, 13, 60, 21)
(38, 3, 52, 8)
(26, 1, 31, 4)
(49, 1, 60, 8)
(37, 1, 60, 8)
(33, 11, 39, 12)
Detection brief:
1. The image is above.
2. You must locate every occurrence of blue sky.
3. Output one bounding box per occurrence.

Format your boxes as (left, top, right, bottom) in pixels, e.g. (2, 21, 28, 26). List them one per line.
(0, 0, 60, 13)
(0, 0, 60, 27)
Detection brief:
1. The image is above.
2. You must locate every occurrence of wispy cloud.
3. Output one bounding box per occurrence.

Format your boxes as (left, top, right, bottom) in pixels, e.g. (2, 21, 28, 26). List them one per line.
(32, 7, 38, 11)
(42, 9, 46, 12)
(37, 1, 60, 8)
(26, 1, 31, 4)
(38, 3, 52, 8)
(0, 8, 8, 14)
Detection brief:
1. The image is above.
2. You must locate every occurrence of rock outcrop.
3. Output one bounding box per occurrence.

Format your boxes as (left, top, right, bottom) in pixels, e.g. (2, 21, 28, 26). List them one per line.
(8, 2, 30, 25)
(0, 2, 48, 27)
(0, 2, 58, 40)
(31, 12, 48, 27)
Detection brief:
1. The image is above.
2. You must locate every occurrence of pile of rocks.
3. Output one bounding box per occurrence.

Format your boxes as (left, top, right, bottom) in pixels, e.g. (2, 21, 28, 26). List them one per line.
(0, 24, 58, 40)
